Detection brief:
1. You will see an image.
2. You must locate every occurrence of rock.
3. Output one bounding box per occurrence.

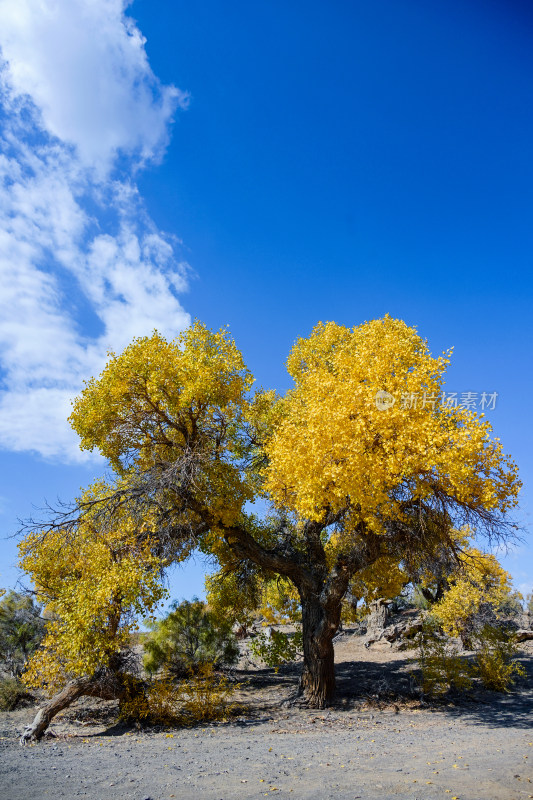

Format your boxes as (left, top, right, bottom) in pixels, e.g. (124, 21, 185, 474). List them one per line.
(364, 604, 422, 647)
(232, 623, 249, 639)
(519, 612, 532, 630)
(364, 599, 391, 645)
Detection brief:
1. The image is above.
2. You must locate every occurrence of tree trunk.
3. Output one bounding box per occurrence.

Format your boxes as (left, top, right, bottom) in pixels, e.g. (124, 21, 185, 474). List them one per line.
(20, 672, 126, 744)
(298, 593, 339, 708)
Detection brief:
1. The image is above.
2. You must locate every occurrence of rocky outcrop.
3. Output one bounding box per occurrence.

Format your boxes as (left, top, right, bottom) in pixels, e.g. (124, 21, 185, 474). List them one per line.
(364, 601, 422, 648)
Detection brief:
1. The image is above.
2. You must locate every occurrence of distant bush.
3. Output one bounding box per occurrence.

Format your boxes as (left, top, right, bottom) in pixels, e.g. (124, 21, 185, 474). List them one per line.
(496, 590, 524, 619)
(414, 618, 472, 697)
(410, 588, 432, 611)
(473, 624, 525, 692)
(143, 598, 239, 678)
(0, 676, 34, 711)
(119, 663, 240, 726)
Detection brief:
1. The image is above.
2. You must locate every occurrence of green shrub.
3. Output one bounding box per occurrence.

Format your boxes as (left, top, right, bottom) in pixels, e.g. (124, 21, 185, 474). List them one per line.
(496, 590, 524, 618)
(0, 677, 30, 711)
(143, 598, 239, 677)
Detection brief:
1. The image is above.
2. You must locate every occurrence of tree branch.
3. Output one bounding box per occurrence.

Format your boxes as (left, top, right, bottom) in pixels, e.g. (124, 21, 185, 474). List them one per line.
(222, 526, 315, 592)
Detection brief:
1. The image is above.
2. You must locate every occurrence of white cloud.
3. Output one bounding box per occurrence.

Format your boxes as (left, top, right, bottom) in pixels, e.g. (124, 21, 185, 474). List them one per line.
(0, 2, 191, 462)
(0, 0, 188, 173)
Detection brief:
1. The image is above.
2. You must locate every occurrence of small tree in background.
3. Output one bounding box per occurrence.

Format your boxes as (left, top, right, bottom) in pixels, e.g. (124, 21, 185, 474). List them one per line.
(496, 590, 524, 619)
(143, 598, 239, 678)
(431, 546, 516, 648)
(414, 547, 525, 696)
(17, 483, 168, 742)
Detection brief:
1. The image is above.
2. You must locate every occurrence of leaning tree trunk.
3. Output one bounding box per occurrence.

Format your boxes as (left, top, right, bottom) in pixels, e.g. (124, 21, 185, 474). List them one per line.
(20, 671, 126, 744)
(298, 591, 341, 708)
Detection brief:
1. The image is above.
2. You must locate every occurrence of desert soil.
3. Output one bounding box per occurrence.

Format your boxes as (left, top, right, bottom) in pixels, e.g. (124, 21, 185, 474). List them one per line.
(1, 633, 532, 800)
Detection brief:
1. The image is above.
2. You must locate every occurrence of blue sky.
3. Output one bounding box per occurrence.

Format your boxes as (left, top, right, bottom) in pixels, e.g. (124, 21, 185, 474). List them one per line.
(0, 0, 532, 607)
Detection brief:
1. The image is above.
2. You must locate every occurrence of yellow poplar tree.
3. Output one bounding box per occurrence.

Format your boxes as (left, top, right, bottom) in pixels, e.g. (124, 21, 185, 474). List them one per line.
(431, 546, 513, 642)
(19, 317, 520, 734)
(18, 481, 168, 741)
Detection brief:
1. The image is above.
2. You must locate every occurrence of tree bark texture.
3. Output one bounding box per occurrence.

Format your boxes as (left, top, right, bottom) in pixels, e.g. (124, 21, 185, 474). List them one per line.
(298, 591, 340, 708)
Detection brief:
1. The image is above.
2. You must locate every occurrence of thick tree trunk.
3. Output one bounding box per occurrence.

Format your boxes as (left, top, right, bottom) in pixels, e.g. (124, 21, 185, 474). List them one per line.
(20, 672, 126, 744)
(298, 593, 339, 708)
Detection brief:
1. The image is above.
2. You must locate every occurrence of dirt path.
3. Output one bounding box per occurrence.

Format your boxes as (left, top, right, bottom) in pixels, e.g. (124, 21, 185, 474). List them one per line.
(1, 637, 532, 800)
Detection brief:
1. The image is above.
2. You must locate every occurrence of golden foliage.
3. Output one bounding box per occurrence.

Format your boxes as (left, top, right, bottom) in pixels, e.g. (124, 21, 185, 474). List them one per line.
(69, 321, 255, 529)
(258, 578, 301, 625)
(264, 317, 520, 533)
(176, 662, 240, 723)
(205, 569, 261, 629)
(349, 556, 408, 607)
(19, 482, 167, 692)
(119, 664, 240, 726)
(414, 543, 525, 696)
(118, 673, 179, 726)
(414, 617, 525, 697)
(17, 317, 522, 708)
(431, 547, 513, 640)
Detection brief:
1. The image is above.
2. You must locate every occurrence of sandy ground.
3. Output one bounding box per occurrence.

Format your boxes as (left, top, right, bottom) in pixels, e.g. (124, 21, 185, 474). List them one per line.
(1, 634, 533, 800)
